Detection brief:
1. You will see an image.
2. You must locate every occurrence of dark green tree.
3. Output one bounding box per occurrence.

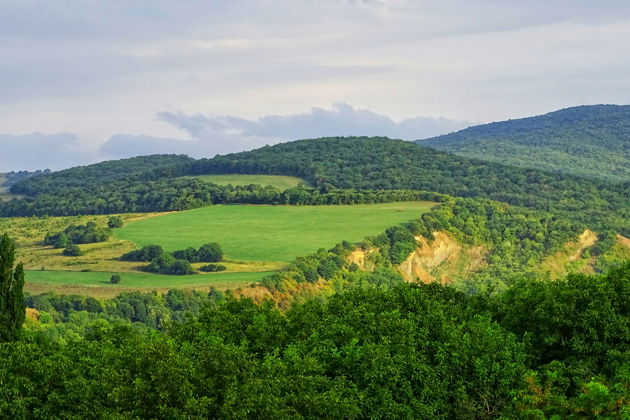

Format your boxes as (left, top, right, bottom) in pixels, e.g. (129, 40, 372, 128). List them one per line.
(198, 242, 223, 262)
(110, 274, 122, 284)
(63, 243, 82, 257)
(0, 234, 25, 342)
(108, 216, 124, 228)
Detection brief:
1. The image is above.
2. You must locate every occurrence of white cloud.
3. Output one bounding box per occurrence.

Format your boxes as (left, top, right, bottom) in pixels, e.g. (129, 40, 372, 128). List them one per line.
(101, 103, 470, 161)
(154, 103, 471, 155)
(0, 103, 471, 170)
(1, 0, 630, 154)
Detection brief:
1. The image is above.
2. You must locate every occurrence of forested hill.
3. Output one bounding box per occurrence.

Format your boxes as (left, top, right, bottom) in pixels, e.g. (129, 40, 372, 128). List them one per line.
(417, 105, 630, 182)
(187, 137, 629, 234)
(10, 154, 192, 196)
(5, 137, 629, 234)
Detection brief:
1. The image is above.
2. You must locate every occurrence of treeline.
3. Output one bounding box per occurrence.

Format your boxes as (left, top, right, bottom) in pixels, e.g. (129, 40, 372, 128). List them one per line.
(3, 264, 629, 418)
(121, 243, 224, 275)
(43, 221, 110, 248)
(0, 177, 445, 217)
(25, 288, 222, 329)
(0, 169, 50, 189)
(10, 154, 193, 196)
(123, 243, 222, 264)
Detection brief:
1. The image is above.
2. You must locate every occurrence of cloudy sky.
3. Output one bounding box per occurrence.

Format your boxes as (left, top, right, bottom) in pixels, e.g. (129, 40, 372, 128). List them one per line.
(2, 0, 630, 170)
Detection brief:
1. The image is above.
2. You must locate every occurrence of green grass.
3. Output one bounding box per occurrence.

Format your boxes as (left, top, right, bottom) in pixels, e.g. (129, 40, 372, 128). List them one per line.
(185, 174, 309, 190)
(114, 202, 436, 262)
(26, 270, 268, 288)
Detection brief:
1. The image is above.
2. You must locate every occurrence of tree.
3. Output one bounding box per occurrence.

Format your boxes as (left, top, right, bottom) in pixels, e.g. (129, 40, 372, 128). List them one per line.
(0, 234, 25, 341)
(63, 243, 82, 256)
(198, 243, 223, 262)
(199, 263, 227, 272)
(108, 216, 124, 228)
(110, 274, 122, 284)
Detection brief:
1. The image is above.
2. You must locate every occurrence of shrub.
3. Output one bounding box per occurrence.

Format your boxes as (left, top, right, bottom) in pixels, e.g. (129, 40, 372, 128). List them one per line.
(108, 216, 124, 228)
(62, 244, 82, 256)
(45, 221, 110, 248)
(172, 247, 199, 262)
(199, 263, 227, 272)
(143, 254, 195, 275)
(121, 245, 164, 262)
(198, 242, 223, 262)
(110, 274, 122, 284)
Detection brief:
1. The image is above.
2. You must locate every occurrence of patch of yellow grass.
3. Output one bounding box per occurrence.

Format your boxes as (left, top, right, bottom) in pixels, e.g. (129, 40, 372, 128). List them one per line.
(24, 280, 254, 299)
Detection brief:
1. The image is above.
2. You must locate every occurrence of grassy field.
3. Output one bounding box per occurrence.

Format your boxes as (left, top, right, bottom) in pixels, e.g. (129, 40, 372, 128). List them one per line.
(184, 174, 309, 189)
(26, 270, 267, 287)
(0, 213, 166, 270)
(24, 270, 267, 298)
(4, 201, 435, 296)
(115, 202, 436, 262)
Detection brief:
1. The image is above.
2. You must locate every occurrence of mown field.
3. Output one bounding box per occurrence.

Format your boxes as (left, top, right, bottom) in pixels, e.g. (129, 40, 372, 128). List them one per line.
(24, 270, 266, 298)
(184, 174, 309, 189)
(115, 202, 436, 262)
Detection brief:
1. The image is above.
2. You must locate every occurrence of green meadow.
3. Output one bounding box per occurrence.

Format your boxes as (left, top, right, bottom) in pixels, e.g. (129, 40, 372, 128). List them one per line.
(185, 174, 309, 190)
(26, 270, 267, 288)
(115, 202, 436, 262)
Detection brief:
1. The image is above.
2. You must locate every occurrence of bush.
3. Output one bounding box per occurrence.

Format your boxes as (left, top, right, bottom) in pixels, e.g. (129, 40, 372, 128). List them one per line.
(199, 263, 227, 272)
(169, 260, 196, 275)
(62, 244, 82, 256)
(44, 221, 110, 248)
(110, 274, 122, 284)
(108, 216, 124, 228)
(144, 254, 195, 275)
(172, 247, 199, 262)
(121, 245, 164, 262)
(198, 242, 223, 262)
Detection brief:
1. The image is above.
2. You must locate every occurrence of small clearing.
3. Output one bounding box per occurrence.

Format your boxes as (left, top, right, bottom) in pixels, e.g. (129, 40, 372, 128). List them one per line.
(183, 174, 309, 190)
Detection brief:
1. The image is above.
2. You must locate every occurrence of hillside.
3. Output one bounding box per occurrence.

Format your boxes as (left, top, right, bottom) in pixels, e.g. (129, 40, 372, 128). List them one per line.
(186, 137, 630, 234)
(418, 105, 630, 182)
(5, 137, 628, 235)
(10, 154, 193, 196)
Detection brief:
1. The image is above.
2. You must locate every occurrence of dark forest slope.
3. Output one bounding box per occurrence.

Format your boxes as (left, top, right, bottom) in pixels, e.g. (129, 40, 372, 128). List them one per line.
(418, 105, 630, 182)
(11, 154, 193, 196)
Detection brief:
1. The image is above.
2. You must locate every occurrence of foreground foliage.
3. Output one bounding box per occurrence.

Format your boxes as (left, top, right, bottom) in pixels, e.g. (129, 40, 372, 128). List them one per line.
(0, 234, 25, 342)
(2, 263, 629, 418)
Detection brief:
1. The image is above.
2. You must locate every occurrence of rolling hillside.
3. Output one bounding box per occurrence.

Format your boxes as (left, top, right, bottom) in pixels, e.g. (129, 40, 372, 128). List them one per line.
(418, 105, 630, 182)
(5, 136, 628, 234)
(186, 137, 630, 234)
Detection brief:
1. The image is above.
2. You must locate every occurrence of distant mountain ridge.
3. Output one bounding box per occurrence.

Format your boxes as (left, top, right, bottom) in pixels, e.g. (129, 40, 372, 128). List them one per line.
(417, 105, 630, 182)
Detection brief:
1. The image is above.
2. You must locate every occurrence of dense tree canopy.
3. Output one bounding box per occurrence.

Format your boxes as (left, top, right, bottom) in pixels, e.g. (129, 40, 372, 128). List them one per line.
(420, 104, 630, 182)
(2, 264, 628, 418)
(43, 221, 110, 248)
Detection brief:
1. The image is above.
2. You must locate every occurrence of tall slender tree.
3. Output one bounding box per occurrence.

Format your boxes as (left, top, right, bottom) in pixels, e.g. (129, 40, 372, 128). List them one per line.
(0, 233, 25, 341)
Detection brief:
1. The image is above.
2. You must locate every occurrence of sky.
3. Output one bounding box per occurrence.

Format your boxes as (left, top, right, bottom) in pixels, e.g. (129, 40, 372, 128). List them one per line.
(2, 0, 630, 171)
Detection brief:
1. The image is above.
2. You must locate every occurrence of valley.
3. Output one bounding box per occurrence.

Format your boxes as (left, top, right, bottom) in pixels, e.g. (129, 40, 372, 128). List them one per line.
(0, 111, 628, 418)
(3, 2, 630, 415)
